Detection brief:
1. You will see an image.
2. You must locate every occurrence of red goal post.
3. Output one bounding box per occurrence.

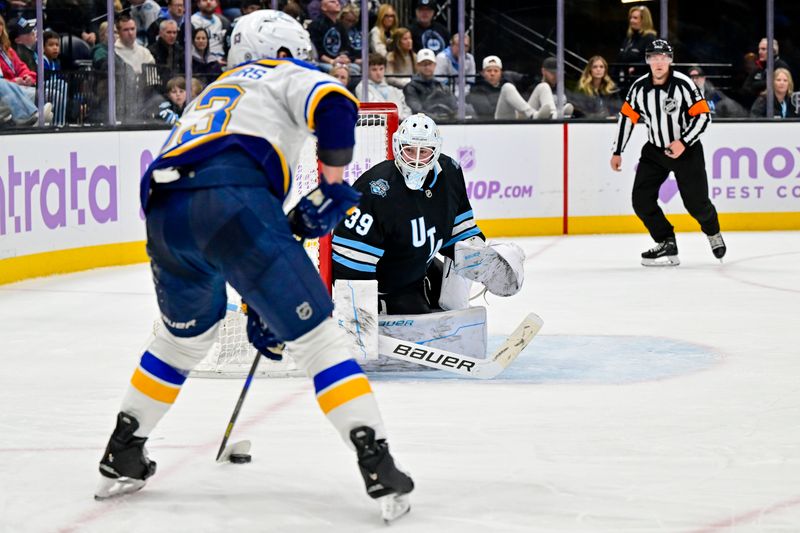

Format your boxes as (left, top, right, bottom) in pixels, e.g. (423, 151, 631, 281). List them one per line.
(317, 102, 399, 291)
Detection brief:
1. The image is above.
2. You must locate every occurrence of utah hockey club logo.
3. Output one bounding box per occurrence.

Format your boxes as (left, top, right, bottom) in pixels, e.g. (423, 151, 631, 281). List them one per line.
(411, 217, 443, 264)
(369, 179, 390, 197)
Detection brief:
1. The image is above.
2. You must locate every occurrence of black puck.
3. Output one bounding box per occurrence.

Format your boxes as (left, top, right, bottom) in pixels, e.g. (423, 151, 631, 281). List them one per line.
(229, 453, 252, 464)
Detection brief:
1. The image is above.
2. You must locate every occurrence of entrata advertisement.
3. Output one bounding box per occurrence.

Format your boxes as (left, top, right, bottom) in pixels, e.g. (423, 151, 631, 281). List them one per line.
(0, 132, 161, 259)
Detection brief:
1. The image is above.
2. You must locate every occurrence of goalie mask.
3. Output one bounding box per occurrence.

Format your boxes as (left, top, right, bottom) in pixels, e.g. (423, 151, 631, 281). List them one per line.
(392, 113, 443, 190)
(228, 9, 313, 67)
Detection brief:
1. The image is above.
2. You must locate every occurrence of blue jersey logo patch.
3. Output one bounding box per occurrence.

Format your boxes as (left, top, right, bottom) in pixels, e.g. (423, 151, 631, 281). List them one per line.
(370, 179, 390, 197)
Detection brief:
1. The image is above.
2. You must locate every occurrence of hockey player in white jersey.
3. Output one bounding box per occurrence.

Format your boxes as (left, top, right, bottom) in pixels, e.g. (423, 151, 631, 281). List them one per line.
(95, 10, 413, 522)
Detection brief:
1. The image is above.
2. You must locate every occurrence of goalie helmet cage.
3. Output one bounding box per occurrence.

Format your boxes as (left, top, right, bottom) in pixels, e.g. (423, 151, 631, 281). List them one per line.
(188, 102, 399, 378)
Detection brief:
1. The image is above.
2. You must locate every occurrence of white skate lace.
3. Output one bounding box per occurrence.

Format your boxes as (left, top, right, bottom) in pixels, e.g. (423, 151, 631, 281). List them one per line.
(708, 233, 725, 249)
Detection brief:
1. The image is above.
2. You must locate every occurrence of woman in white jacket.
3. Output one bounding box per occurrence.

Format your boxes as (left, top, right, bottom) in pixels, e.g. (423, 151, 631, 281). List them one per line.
(369, 3, 397, 57)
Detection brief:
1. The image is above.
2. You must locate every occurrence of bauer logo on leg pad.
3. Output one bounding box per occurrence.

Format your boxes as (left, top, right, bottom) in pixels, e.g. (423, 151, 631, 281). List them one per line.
(391, 343, 476, 372)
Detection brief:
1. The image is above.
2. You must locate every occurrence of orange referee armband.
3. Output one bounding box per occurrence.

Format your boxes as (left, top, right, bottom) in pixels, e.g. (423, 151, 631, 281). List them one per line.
(688, 100, 711, 116)
(620, 102, 640, 123)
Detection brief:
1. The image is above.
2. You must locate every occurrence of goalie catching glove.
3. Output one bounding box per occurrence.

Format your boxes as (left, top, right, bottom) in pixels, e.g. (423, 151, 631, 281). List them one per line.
(453, 237, 525, 296)
(288, 178, 362, 238)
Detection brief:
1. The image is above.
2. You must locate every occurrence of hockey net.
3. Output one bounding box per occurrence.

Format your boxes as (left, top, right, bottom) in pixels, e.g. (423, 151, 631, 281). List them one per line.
(186, 102, 399, 378)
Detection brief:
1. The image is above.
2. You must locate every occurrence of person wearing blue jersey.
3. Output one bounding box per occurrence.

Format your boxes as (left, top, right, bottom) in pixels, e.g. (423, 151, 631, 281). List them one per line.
(94, 10, 413, 522)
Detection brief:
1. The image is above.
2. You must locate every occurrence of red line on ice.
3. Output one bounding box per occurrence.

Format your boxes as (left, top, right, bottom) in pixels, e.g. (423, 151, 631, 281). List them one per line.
(57, 389, 307, 533)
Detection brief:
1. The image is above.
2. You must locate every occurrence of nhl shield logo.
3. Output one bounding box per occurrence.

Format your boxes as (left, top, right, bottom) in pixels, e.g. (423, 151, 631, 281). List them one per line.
(662, 97, 679, 114)
(370, 179, 390, 197)
(457, 146, 476, 171)
(296, 302, 313, 320)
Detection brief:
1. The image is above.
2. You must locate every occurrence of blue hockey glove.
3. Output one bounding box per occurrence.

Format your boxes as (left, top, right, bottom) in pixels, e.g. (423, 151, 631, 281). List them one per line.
(158, 101, 179, 125)
(244, 302, 285, 361)
(288, 178, 361, 239)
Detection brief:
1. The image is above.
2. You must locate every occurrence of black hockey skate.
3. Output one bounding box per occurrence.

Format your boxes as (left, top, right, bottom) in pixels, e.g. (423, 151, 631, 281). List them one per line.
(707, 232, 726, 261)
(350, 426, 414, 523)
(641, 237, 679, 266)
(95, 412, 157, 500)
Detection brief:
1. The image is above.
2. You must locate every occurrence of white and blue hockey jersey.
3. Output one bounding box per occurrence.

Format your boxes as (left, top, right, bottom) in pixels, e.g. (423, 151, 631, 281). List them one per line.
(141, 58, 359, 209)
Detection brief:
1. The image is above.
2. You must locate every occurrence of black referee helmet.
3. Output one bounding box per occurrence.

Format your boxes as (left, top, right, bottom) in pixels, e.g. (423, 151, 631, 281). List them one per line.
(646, 39, 674, 59)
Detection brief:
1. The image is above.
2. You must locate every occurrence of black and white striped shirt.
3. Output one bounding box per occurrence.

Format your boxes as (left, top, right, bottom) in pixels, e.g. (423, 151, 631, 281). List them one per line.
(612, 69, 711, 155)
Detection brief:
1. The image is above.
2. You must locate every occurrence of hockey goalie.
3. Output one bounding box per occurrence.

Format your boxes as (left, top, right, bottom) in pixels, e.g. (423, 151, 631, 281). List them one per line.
(330, 113, 530, 373)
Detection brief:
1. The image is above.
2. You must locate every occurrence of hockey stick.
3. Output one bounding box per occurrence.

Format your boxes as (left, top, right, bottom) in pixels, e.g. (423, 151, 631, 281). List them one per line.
(377, 312, 543, 379)
(215, 350, 260, 462)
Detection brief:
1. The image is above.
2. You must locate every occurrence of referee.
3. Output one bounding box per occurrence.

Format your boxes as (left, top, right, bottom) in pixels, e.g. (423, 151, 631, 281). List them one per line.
(610, 39, 726, 266)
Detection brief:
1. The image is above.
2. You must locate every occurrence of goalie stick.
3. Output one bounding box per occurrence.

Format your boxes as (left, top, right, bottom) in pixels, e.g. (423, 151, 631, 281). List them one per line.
(378, 312, 543, 379)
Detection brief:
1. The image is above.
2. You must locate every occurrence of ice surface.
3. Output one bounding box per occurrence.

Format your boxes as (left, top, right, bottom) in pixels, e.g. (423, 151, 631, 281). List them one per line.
(1, 231, 799, 532)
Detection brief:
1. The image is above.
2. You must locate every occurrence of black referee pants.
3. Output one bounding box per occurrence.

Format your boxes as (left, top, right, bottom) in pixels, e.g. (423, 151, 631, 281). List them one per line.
(632, 142, 720, 243)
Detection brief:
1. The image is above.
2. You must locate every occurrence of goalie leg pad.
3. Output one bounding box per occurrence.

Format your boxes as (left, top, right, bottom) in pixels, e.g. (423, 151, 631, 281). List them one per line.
(286, 318, 386, 445)
(439, 256, 472, 311)
(333, 279, 379, 361)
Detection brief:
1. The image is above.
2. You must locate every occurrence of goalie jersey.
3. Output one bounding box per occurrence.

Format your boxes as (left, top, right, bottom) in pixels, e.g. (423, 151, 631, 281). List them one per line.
(332, 155, 484, 294)
(139, 58, 359, 210)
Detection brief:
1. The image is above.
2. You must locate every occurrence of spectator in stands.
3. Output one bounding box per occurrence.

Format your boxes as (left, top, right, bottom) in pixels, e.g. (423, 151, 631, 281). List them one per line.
(572, 55, 621, 119)
(130, 0, 162, 46)
(741, 38, 792, 108)
(687, 65, 745, 118)
(409, 0, 448, 54)
(282, 1, 306, 23)
(45, 0, 97, 46)
(91, 21, 110, 69)
(369, 3, 397, 57)
(191, 27, 223, 77)
(467, 55, 535, 120)
(308, 0, 355, 74)
(42, 29, 67, 126)
(148, 20, 184, 84)
(616, 5, 656, 94)
(0, 77, 40, 126)
(434, 33, 475, 96)
(529, 57, 573, 119)
(114, 14, 156, 76)
(750, 67, 797, 118)
(9, 17, 36, 72)
(338, 3, 363, 72)
(0, 14, 36, 101)
(355, 53, 412, 119)
(156, 75, 189, 125)
(331, 63, 351, 90)
(403, 48, 456, 119)
(4, 0, 34, 21)
(42, 30, 61, 70)
(306, 0, 346, 21)
(386, 27, 416, 89)
(240, 0, 264, 18)
(219, 0, 243, 22)
(147, 0, 187, 47)
(191, 0, 230, 65)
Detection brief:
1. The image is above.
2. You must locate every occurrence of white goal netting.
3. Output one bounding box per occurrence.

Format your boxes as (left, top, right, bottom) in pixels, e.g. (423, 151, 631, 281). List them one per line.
(178, 104, 398, 378)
